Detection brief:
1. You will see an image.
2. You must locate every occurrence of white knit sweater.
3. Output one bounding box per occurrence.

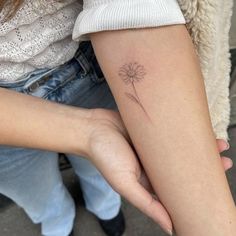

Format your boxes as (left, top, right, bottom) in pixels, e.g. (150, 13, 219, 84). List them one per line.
(0, 0, 233, 141)
(0, 0, 185, 82)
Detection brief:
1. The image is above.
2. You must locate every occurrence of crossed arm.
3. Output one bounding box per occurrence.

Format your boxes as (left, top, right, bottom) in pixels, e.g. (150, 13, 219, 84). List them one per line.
(90, 25, 236, 236)
(0, 23, 235, 236)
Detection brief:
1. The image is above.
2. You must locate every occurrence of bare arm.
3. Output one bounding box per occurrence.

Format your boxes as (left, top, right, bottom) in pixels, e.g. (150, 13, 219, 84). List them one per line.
(90, 25, 236, 235)
(0, 87, 91, 156)
(0, 84, 176, 235)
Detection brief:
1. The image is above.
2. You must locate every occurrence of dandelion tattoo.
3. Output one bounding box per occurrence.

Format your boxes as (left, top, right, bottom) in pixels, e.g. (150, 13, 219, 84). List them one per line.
(118, 62, 152, 121)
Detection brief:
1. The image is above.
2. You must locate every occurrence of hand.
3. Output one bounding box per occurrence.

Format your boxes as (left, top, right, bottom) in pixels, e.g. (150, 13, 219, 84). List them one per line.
(86, 108, 233, 235)
(87, 108, 173, 234)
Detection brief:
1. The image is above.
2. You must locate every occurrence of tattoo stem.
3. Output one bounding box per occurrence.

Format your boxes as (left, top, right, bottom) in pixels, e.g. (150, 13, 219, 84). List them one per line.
(131, 82, 153, 123)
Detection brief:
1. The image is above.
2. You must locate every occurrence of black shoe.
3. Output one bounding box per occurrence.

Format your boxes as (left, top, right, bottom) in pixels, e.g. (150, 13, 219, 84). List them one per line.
(98, 210, 125, 236)
(69, 230, 74, 236)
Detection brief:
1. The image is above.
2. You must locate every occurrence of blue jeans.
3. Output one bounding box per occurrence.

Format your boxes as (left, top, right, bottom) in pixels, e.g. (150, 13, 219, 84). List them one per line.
(0, 42, 121, 236)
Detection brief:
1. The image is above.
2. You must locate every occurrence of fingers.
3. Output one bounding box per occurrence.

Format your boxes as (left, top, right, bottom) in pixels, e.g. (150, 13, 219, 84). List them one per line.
(216, 139, 230, 153)
(221, 156, 233, 171)
(121, 181, 173, 235)
(216, 139, 233, 171)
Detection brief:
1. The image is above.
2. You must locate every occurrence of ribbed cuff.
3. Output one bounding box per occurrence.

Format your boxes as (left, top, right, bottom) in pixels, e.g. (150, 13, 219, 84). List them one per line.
(72, 0, 186, 41)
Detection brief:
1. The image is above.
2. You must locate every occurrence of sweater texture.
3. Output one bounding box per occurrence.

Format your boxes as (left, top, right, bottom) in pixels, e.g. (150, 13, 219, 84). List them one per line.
(0, 0, 234, 141)
(177, 0, 233, 141)
(0, 0, 184, 82)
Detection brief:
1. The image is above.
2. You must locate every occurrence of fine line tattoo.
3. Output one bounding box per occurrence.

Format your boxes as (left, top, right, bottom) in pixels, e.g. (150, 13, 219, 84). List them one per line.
(118, 62, 152, 122)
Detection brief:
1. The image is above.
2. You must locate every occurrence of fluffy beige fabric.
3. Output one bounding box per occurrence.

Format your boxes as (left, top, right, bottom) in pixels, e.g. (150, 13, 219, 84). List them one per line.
(178, 0, 234, 141)
(230, 0, 236, 48)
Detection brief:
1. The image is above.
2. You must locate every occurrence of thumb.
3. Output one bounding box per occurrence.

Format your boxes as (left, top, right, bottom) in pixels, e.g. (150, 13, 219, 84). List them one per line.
(121, 181, 173, 235)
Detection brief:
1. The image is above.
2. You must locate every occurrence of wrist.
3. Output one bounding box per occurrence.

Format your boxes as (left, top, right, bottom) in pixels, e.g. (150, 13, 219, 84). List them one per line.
(76, 108, 127, 160)
(63, 106, 94, 158)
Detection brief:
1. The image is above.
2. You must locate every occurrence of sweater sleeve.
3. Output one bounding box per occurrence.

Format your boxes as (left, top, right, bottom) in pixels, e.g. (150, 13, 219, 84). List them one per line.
(72, 0, 186, 41)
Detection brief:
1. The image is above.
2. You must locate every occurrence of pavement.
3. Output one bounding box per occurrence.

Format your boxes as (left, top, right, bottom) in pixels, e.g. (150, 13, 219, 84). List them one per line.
(0, 50, 236, 236)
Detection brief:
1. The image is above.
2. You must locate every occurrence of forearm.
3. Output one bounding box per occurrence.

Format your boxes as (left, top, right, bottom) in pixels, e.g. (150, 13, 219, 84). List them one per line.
(91, 25, 236, 235)
(0, 87, 92, 156)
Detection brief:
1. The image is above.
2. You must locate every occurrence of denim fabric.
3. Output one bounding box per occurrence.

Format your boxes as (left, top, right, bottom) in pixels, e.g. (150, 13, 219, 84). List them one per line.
(0, 42, 121, 236)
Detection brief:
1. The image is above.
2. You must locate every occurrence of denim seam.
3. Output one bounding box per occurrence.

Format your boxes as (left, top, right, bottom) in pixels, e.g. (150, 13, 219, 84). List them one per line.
(40, 73, 80, 99)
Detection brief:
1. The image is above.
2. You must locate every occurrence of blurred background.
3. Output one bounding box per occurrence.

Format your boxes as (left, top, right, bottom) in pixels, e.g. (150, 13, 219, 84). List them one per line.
(0, 2, 236, 236)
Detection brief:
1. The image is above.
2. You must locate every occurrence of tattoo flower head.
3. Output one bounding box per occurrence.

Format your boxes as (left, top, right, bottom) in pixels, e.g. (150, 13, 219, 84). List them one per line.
(118, 62, 146, 85)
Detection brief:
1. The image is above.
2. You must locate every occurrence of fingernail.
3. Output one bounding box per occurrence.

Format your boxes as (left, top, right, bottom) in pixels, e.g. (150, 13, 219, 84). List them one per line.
(225, 142, 230, 150)
(166, 228, 173, 235)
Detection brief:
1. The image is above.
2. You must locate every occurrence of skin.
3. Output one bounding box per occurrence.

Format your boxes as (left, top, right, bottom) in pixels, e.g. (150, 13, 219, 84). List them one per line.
(0, 17, 232, 236)
(90, 24, 236, 235)
(0, 2, 233, 235)
(88, 108, 233, 235)
(0, 87, 232, 235)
